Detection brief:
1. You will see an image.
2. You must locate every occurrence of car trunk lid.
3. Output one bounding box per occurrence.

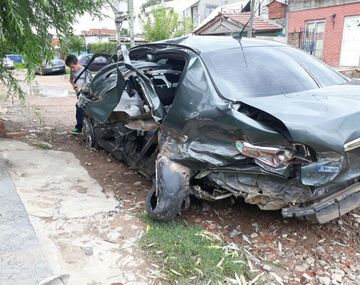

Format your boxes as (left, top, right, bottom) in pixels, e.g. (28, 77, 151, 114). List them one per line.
(239, 83, 360, 152)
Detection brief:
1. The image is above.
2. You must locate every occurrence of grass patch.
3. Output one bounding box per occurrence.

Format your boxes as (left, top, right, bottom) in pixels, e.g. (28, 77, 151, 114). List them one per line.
(140, 214, 258, 284)
(15, 62, 26, 69)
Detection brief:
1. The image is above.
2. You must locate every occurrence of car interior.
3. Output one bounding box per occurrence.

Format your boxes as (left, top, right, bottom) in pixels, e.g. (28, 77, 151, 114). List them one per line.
(142, 52, 187, 107)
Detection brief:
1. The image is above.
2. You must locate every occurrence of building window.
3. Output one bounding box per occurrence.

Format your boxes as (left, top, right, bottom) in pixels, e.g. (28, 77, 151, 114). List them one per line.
(303, 20, 325, 60)
(205, 4, 217, 17)
(191, 5, 199, 26)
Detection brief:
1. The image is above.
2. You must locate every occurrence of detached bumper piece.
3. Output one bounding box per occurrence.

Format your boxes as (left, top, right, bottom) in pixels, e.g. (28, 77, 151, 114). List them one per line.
(282, 183, 360, 224)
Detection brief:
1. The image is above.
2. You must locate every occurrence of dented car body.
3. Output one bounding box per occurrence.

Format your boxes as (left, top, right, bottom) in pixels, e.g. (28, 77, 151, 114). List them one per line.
(79, 36, 360, 223)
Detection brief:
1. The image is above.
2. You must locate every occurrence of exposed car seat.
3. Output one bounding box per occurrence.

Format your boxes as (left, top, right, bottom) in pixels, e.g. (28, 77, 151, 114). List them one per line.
(155, 86, 177, 106)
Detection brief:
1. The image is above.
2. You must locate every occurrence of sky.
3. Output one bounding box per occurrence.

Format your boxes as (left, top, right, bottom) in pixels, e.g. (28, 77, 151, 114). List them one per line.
(73, 6, 115, 34)
(73, 1, 147, 35)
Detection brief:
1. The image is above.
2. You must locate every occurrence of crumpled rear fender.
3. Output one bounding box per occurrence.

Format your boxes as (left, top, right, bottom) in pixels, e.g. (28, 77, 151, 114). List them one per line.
(145, 156, 190, 221)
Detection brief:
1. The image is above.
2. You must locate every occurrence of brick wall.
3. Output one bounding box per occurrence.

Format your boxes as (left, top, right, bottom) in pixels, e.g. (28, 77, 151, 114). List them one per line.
(288, 2, 360, 66)
(289, 0, 360, 12)
(288, 31, 302, 48)
(268, 1, 287, 20)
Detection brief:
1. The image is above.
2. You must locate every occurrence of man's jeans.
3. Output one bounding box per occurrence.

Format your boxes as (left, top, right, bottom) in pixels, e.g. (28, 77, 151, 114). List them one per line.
(75, 104, 84, 131)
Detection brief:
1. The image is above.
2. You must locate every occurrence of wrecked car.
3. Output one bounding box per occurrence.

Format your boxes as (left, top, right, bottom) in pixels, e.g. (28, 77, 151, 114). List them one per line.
(76, 36, 360, 224)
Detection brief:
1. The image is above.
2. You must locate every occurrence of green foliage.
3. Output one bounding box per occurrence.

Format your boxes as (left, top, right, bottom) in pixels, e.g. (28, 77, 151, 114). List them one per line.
(143, 7, 193, 42)
(140, 215, 256, 284)
(90, 42, 117, 55)
(60, 35, 86, 56)
(141, 0, 161, 12)
(0, 0, 104, 99)
(120, 28, 129, 36)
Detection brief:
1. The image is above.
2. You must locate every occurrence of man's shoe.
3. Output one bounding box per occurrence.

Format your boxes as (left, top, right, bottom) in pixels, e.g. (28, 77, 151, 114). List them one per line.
(70, 127, 82, 135)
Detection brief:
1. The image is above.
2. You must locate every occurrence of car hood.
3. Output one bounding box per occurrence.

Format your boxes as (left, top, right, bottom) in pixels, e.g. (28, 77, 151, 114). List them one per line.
(240, 83, 360, 152)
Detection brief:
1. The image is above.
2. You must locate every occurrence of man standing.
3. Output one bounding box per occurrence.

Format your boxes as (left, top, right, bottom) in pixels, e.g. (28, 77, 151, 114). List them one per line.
(65, 54, 92, 134)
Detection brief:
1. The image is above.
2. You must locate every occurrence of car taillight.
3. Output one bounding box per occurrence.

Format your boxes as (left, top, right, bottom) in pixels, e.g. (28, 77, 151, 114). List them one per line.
(235, 140, 293, 168)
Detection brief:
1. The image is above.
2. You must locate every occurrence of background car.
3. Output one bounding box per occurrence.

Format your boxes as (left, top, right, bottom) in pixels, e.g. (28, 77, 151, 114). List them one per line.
(36, 58, 66, 75)
(78, 54, 109, 72)
(3, 57, 15, 69)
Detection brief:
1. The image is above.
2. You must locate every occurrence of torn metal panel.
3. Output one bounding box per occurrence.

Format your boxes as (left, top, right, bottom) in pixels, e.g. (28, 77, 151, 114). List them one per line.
(205, 172, 313, 210)
(82, 63, 126, 123)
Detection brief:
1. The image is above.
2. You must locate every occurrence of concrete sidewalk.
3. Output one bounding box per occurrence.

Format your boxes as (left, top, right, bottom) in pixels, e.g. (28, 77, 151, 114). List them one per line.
(0, 160, 52, 284)
(0, 139, 149, 285)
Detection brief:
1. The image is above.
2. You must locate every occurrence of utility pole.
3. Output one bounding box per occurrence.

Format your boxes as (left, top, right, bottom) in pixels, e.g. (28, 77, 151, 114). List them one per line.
(247, 0, 256, 38)
(108, 0, 127, 46)
(128, 0, 135, 47)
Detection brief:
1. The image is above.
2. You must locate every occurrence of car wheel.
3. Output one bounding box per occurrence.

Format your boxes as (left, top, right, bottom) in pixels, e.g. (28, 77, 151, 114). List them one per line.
(145, 186, 180, 222)
(82, 117, 98, 149)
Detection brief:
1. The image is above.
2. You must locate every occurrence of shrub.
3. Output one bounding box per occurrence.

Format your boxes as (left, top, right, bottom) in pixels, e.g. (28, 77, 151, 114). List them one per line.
(90, 42, 117, 55)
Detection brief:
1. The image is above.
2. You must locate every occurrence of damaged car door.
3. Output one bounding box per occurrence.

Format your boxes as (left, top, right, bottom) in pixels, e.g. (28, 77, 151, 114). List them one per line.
(80, 46, 176, 178)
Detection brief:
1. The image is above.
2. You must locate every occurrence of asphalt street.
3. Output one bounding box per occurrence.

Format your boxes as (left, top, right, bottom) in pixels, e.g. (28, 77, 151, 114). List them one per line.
(0, 160, 52, 284)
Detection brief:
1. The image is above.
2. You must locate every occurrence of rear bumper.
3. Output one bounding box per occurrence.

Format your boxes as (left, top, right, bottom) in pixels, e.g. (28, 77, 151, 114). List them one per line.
(43, 66, 65, 74)
(282, 182, 360, 223)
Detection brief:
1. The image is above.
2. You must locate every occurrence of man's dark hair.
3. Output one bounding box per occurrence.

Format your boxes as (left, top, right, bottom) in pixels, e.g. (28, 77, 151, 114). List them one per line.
(65, 54, 78, 66)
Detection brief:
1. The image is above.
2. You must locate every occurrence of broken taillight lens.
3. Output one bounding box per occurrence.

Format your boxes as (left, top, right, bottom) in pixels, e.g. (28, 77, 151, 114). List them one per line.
(235, 141, 293, 168)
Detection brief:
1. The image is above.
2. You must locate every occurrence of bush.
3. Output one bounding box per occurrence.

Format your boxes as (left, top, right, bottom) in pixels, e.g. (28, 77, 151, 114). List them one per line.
(90, 42, 117, 55)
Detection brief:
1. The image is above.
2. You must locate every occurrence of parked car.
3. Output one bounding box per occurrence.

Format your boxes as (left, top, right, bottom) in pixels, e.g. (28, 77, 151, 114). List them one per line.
(76, 36, 360, 224)
(36, 58, 66, 75)
(3, 56, 15, 69)
(6, 54, 22, 63)
(78, 54, 109, 72)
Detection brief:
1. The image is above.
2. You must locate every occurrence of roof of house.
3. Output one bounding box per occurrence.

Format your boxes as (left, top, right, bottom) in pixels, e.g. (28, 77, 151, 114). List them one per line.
(81, 28, 117, 36)
(193, 12, 283, 35)
(224, 13, 283, 31)
(267, 0, 288, 6)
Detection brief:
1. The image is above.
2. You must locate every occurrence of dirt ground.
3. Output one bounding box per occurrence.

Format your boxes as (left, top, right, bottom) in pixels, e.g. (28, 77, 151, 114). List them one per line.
(1, 71, 360, 285)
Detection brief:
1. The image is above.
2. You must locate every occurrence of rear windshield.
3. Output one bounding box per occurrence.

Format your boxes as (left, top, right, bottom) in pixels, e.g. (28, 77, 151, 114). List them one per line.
(201, 46, 347, 100)
(51, 59, 63, 65)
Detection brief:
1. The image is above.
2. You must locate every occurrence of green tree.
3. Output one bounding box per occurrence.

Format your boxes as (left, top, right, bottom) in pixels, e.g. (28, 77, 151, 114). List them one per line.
(0, 0, 104, 98)
(141, 0, 161, 12)
(121, 28, 129, 36)
(60, 35, 86, 56)
(90, 42, 117, 54)
(144, 8, 193, 42)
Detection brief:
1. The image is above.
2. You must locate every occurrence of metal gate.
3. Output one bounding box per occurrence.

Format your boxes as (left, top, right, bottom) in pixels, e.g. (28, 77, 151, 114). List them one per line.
(301, 20, 325, 60)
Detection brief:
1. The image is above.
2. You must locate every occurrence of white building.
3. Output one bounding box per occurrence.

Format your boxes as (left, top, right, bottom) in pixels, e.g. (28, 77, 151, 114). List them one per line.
(81, 28, 117, 45)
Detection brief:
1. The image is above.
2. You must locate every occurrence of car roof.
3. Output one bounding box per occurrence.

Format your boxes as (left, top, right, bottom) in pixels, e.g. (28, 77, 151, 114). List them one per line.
(79, 53, 93, 57)
(150, 35, 286, 53)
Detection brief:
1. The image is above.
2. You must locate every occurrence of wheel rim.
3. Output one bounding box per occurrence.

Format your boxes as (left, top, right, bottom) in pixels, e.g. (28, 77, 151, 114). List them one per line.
(82, 118, 94, 148)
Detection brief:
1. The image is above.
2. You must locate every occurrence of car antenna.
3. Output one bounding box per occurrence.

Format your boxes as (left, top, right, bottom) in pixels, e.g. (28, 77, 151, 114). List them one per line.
(233, 0, 266, 41)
